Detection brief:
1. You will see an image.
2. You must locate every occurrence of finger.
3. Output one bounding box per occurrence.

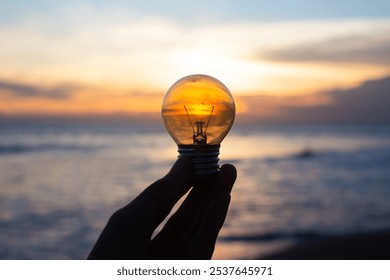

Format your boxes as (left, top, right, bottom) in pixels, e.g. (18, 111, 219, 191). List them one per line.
(174, 164, 237, 232)
(161, 163, 236, 232)
(151, 164, 236, 258)
(150, 186, 207, 259)
(113, 156, 193, 236)
(214, 164, 237, 193)
(180, 165, 236, 259)
(186, 191, 231, 259)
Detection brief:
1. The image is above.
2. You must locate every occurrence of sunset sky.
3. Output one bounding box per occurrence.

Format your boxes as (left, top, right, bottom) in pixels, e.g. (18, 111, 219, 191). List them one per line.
(1, 0, 390, 123)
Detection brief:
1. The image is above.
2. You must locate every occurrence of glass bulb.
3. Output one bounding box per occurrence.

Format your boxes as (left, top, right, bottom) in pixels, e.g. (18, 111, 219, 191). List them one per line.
(162, 74, 235, 175)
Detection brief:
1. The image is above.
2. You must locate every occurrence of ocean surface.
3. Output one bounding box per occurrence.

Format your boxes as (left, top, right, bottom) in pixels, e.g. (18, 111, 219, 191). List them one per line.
(0, 123, 389, 259)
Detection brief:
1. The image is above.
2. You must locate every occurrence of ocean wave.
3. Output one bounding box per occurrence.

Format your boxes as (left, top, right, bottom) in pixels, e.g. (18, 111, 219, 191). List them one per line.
(220, 231, 325, 242)
(219, 229, 390, 243)
(0, 143, 98, 155)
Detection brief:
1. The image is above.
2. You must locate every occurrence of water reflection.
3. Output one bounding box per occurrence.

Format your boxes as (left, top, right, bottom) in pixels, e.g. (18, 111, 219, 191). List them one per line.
(0, 124, 390, 259)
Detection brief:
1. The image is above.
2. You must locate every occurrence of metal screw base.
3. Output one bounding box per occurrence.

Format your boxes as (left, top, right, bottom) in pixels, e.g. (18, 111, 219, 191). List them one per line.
(178, 144, 220, 175)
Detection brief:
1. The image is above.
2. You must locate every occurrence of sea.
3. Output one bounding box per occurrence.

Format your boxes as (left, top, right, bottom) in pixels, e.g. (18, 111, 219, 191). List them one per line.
(0, 123, 390, 259)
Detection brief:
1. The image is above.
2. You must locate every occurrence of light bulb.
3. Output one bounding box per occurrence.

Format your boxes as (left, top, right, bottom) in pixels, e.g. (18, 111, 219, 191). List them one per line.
(162, 74, 235, 175)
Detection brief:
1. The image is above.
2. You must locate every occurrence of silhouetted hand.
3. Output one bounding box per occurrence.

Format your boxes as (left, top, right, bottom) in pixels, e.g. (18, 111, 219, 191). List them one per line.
(88, 156, 237, 260)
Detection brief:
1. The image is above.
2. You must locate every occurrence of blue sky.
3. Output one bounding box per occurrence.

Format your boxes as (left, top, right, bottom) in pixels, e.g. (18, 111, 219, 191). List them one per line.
(1, 0, 389, 25)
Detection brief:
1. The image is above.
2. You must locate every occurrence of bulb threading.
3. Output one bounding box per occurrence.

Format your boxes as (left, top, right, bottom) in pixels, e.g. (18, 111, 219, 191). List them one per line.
(178, 144, 220, 175)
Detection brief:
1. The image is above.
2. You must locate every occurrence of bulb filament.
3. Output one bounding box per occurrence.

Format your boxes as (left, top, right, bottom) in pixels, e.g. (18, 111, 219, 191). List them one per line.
(184, 105, 214, 145)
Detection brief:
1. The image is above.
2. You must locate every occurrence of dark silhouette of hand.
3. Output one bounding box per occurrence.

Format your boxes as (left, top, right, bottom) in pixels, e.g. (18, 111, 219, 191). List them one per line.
(88, 156, 237, 260)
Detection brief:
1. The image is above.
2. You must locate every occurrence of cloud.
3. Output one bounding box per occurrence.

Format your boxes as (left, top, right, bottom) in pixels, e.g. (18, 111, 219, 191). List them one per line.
(323, 76, 390, 122)
(0, 80, 82, 99)
(125, 90, 163, 98)
(2, 76, 389, 125)
(263, 30, 390, 65)
(239, 76, 390, 124)
(0, 112, 162, 126)
(1, 14, 390, 95)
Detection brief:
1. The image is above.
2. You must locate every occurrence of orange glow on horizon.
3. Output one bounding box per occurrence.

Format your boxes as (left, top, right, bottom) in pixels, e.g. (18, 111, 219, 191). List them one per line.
(1, 15, 390, 119)
(0, 90, 163, 115)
